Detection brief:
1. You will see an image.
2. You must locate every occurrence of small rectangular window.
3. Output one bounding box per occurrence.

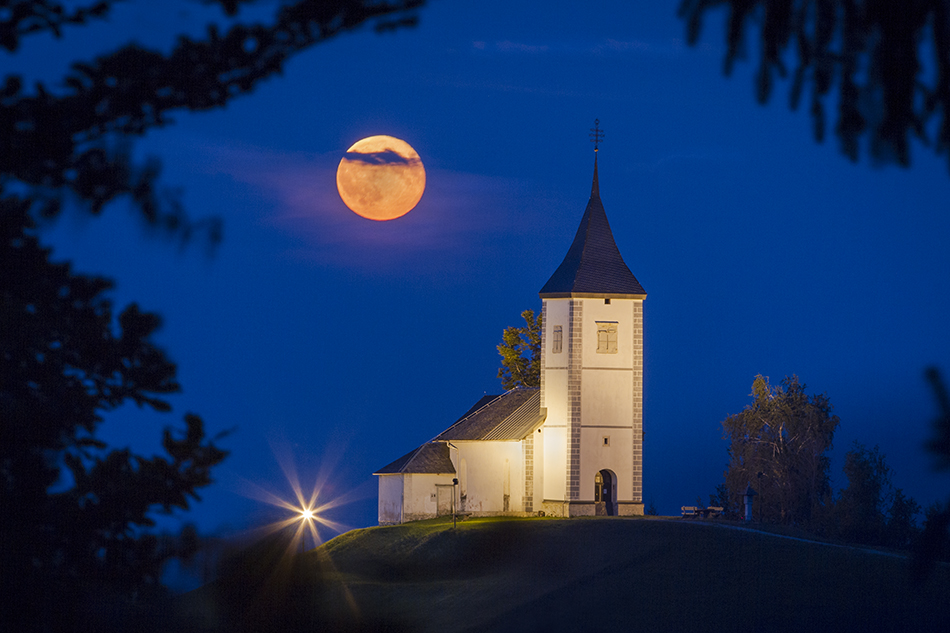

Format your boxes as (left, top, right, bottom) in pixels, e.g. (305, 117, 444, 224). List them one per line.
(603, 436, 610, 447)
(553, 325, 563, 354)
(604, 298, 611, 305)
(596, 322, 618, 354)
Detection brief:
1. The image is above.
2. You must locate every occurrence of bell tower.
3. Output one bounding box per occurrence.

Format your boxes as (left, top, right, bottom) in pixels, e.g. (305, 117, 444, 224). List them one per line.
(535, 122, 646, 517)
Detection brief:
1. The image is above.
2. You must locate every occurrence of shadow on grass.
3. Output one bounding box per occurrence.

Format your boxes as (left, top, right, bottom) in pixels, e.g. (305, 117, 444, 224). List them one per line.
(170, 517, 950, 633)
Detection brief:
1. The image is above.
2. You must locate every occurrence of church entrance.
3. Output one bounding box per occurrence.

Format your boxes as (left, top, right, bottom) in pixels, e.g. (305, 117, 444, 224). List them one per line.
(594, 470, 615, 516)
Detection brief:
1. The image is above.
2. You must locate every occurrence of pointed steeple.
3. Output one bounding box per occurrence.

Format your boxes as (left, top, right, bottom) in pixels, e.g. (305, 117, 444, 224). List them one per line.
(539, 152, 646, 298)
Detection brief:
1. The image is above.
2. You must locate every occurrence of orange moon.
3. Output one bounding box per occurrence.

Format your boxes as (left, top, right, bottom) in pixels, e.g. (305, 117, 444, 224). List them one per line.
(336, 136, 426, 221)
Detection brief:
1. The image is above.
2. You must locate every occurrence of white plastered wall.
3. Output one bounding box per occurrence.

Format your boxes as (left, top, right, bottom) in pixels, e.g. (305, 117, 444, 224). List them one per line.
(540, 297, 643, 508)
(577, 297, 643, 507)
(377, 474, 404, 525)
(399, 472, 456, 523)
(540, 298, 570, 502)
(454, 440, 524, 514)
(579, 297, 636, 369)
(541, 425, 566, 501)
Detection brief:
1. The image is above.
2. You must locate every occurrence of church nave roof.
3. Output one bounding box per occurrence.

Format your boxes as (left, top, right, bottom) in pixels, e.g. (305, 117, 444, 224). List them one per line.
(434, 387, 545, 441)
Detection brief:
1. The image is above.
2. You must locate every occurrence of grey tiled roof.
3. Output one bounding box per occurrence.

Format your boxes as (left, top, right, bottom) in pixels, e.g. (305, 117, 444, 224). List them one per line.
(373, 389, 546, 475)
(456, 394, 501, 420)
(373, 441, 456, 475)
(434, 388, 545, 441)
(539, 157, 646, 298)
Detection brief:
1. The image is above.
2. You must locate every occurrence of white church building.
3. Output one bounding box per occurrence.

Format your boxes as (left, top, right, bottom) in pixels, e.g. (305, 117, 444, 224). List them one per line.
(374, 151, 646, 523)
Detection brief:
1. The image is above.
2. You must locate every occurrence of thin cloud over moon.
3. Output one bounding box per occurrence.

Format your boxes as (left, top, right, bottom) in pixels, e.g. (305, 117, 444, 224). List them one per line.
(343, 149, 422, 166)
(186, 139, 562, 275)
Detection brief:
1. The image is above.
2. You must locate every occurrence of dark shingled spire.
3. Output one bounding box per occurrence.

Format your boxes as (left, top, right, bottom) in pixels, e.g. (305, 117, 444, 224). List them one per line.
(539, 155, 646, 298)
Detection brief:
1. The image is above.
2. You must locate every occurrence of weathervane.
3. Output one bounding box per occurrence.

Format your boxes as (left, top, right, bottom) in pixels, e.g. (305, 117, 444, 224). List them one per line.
(590, 118, 604, 151)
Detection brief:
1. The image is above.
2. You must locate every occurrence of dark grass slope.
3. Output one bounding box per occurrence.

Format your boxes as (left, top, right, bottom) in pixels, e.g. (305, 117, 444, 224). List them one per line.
(181, 517, 950, 633)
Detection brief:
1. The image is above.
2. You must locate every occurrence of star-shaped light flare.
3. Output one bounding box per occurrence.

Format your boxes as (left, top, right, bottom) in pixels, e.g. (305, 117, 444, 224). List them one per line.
(229, 439, 367, 620)
(236, 439, 359, 556)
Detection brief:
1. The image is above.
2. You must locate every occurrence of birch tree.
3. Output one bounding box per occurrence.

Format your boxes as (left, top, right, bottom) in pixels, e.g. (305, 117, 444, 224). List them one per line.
(722, 375, 839, 525)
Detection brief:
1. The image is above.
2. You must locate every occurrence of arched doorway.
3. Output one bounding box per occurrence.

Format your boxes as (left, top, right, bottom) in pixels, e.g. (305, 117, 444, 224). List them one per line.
(594, 470, 615, 516)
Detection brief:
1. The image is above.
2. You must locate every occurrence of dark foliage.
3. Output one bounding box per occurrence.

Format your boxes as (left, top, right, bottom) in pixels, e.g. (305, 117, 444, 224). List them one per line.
(914, 367, 950, 579)
(679, 0, 950, 172)
(0, 204, 228, 630)
(886, 487, 923, 549)
(1, 1, 425, 630)
(837, 442, 891, 544)
(709, 482, 734, 518)
(1, 0, 423, 240)
(925, 366, 950, 469)
(0, 1, 117, 51)
(836, 442, 921, 547)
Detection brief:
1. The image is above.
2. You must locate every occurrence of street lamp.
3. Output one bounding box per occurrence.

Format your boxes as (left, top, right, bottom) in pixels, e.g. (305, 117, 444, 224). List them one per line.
(452, 478, 459, 529)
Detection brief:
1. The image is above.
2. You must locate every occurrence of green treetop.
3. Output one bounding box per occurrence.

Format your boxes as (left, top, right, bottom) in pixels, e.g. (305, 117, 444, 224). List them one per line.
(497, 309, 541, 390)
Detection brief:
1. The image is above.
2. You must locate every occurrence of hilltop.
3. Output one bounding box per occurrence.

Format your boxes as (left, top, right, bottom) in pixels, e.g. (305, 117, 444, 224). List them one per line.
(178, 516, 950, 632)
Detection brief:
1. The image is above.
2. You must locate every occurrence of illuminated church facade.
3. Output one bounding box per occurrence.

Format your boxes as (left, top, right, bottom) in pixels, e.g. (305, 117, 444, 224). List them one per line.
(374, 152, 646, 523)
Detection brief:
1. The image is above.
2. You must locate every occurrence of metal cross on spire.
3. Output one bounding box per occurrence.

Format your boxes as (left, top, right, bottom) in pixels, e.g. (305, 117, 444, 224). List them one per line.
(589, 118, 604, 151)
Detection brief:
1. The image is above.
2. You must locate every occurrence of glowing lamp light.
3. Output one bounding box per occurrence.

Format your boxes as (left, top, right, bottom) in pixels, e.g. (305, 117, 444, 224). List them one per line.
(236, 441, 353, 557)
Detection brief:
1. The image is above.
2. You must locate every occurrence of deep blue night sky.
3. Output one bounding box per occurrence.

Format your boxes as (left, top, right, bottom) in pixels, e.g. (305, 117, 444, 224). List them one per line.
(11, 2, 950, 546)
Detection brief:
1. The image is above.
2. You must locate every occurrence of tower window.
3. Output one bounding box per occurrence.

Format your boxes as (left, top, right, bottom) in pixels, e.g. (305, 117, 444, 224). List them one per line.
(603, 436, 610, 447)
(552, 325, 563, 354)
(604, 298, 611, 305)
(596, 322, 618, 354)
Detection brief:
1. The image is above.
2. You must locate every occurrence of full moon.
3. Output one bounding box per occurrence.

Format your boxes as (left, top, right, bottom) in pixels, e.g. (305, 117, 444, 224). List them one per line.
(336, 135, 426, 221)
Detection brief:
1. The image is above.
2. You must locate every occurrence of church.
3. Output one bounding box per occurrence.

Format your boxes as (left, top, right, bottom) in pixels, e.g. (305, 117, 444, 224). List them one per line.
(374, 145, 647, 523)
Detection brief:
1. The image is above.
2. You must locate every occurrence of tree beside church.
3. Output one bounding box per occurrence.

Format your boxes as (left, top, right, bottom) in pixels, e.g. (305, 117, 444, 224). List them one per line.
(497, 309, 542, 390)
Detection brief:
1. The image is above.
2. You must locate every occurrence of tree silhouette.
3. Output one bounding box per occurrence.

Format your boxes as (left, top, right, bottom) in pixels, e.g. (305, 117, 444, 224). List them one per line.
(835, 441, 921, 547)
(1, 1, 425, 629)
(836, 442, 892, 544)
(915, 367, 950, 578)
(678, 0, 950, 172)
(2, 0, 423, 237)
(1, 204, 228, 629)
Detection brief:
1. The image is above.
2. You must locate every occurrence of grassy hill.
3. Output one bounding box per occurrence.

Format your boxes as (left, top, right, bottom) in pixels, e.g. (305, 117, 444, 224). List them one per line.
(181, 516, 950, 632)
